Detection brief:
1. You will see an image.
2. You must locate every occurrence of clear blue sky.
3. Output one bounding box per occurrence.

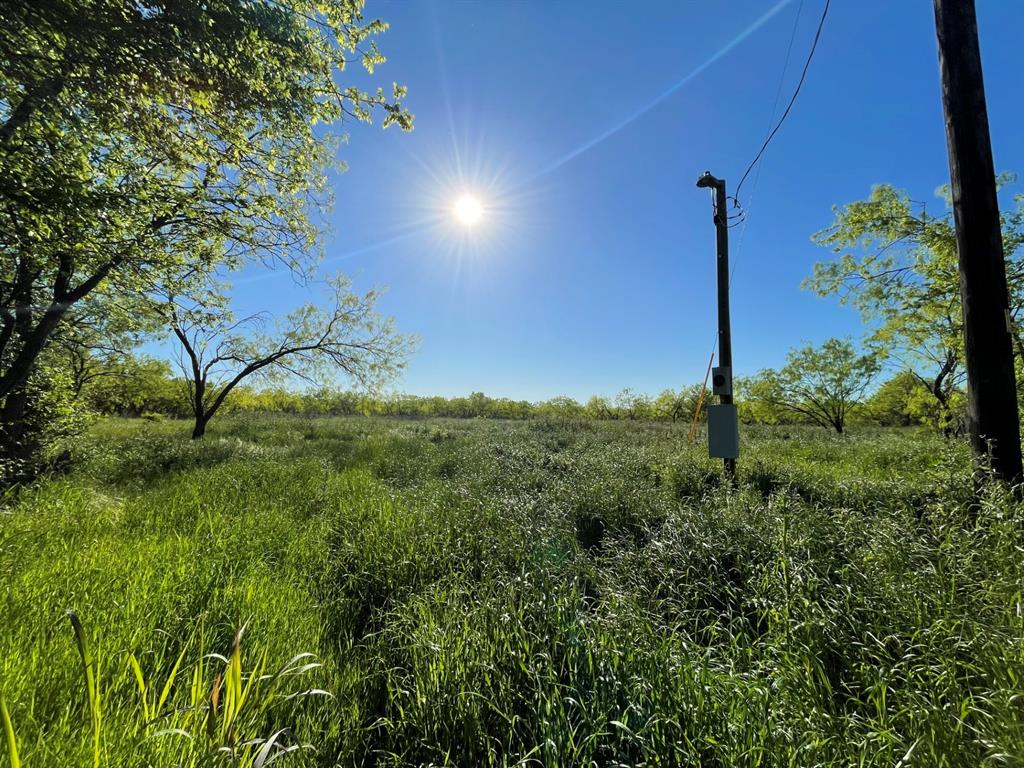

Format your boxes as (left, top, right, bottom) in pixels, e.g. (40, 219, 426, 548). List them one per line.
(228, 0, 1024, 402)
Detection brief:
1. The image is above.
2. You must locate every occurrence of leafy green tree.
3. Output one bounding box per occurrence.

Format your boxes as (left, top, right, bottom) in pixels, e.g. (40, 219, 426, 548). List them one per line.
(169, 277, 413, 438)
(748, 339, 880, 434)
(734, 376, 787, 425)
(615, 388, 653, 421)
(654, 386, 703, 424)
(538, 396, 584, 421)
(492, 397, 532, 420)
(584, 395, 613, 420)
(0, 350, 90, 483)
(49, 289, 155, 397)
(1, 0, 411, 471)
(467, 392, 493, 418)
(867, 370, 966, 430)
(806, 179, 1024, 434)
(866, 371, 925, 427)
(84, 357, 186, 417)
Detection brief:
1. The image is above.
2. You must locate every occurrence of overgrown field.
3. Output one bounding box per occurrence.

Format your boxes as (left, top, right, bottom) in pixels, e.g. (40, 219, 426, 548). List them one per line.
(2, 416, 1023, 767)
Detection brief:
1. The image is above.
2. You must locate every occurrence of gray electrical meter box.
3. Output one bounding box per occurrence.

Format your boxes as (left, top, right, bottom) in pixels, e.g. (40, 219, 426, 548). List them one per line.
(711, 366, 732, 396)
(707, 404, 739, 459)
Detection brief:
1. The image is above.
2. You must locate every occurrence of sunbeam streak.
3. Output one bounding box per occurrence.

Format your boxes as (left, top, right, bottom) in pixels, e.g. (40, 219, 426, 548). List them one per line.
(231, 215, 442, 285)
(521, 0, 794, 186)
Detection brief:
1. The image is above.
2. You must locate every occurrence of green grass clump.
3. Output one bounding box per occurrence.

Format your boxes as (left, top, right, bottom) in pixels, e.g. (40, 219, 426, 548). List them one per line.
(2, 415, 1022, 766)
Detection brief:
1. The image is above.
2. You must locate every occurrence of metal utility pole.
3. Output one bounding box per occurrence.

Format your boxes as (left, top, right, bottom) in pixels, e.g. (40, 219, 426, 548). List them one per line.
(696, 171, 738, 482)
(934, 0, 1023, 484)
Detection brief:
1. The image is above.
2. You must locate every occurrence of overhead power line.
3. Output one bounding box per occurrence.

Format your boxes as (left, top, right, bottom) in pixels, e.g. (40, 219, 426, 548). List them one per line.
(734, 0, 831, 201)
(728, 0, 805, 233)
(694, 0, 825, 374)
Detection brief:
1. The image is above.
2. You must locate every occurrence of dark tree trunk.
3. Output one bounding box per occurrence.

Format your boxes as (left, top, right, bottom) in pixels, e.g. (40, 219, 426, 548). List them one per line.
(934, 387, 954, 438)
(190, 374, 207, 439)
(0, 384, 40, 485)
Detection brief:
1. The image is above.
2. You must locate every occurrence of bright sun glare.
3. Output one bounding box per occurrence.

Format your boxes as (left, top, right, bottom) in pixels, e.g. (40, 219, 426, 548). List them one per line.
(453, 194, 484, 226)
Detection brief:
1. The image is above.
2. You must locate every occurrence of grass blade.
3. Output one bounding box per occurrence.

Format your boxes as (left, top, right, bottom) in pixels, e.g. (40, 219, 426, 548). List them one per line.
(1, 695, 21, 768)
(127, 653, 150, 722)
(67, 610, 102, 768)
(156, 644, 188, 717)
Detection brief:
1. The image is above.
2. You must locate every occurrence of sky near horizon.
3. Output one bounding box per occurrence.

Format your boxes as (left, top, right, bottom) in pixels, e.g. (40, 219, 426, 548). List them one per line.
(224, 0, 1024, 403)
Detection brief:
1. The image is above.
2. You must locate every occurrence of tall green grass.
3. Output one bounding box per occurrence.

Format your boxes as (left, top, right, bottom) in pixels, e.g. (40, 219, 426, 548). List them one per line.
(1, 415, 1021, 765)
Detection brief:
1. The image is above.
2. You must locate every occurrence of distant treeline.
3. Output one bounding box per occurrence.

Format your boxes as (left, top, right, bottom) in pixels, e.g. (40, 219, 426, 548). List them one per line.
(84, 356, 958, 429)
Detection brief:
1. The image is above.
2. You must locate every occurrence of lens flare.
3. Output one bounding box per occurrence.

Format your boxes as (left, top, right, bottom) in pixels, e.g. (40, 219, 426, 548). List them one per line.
(454, 195, 484, 225)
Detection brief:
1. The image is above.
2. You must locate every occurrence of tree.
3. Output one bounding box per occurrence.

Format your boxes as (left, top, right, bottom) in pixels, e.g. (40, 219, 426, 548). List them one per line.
(84, 357, 186, 418)
(538, 396, 584, 421)
(748, 339, 880, 434)
(654, 386, 703, 424)
(169, 277, 413, 438)
(0, 0, 411, 472)
(0, 347, 91, 483)
(806, 180, 1024, 435)
(734, 376, 787, 425)
(866, 369, 966, 429)
(866, 370, 925, 428)
(584, 396, 612, 420)
(615, 388, 652, 421)
(49, 288, 156, 397)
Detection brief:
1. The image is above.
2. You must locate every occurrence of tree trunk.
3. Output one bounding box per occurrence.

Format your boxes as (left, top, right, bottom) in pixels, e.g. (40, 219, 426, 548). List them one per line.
(0, 385, 39, 485)
(190, 375, 207, 439)
(933, 387, 954, 438)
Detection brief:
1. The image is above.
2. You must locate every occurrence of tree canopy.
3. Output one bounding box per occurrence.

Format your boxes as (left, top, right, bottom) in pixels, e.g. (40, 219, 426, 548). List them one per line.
(805, 179, 1024, 432)
(0, 0, 412, 475)
(169, 277, 414, 437)
(748, 338, 880, 434)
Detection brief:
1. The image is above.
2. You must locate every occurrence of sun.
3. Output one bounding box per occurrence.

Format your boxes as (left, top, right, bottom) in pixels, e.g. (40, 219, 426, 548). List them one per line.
(453, 194, 484, 226)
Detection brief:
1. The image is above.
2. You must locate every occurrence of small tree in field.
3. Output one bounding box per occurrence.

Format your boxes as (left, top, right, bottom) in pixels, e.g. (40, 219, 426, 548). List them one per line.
(615, 388, 653, 421)
(654, 386, 702, 423)
(584, 396, 612, 420)
(749, 338, 880, 434)
(169, 277, 413, 438)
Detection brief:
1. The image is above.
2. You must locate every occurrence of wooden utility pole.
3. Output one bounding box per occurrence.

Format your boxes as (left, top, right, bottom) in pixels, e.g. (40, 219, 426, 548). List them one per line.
(933, 0, 1022, 484)
(696, 171, 738, 482)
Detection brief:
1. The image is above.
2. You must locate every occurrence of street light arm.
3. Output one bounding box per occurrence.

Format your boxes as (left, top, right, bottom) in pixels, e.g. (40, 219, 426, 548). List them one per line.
(696, 171, 724, 190)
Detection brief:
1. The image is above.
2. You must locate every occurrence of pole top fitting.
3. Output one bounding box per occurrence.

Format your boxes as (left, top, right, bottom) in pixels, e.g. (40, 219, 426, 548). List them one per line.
(696, 171, 724, 189)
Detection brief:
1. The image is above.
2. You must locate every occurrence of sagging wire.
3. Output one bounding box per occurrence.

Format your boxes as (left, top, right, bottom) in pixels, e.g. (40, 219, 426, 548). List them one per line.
(692, 1, 828, 413)
(733, 0, 831, 203)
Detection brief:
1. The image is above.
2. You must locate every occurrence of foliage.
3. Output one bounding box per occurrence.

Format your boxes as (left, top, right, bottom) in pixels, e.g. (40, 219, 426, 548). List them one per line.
(167, 276, 413, 437)
(806, 178, 1024, 431)
(83, 358, 187, 418)
(0, 0, 412, 472)
(654, 385, 704, 423)
(0, 352, 90, 485)
(735, 376, 790, 425)
(4, 415, 1023, 766)
(867, 369, 967, 430)
(73, 362, 722, 425)
(614, 387, 653, 420)
(72, 350, 981, 438)
(747, 338, 880, 434)
(49, 290, 154, 397)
